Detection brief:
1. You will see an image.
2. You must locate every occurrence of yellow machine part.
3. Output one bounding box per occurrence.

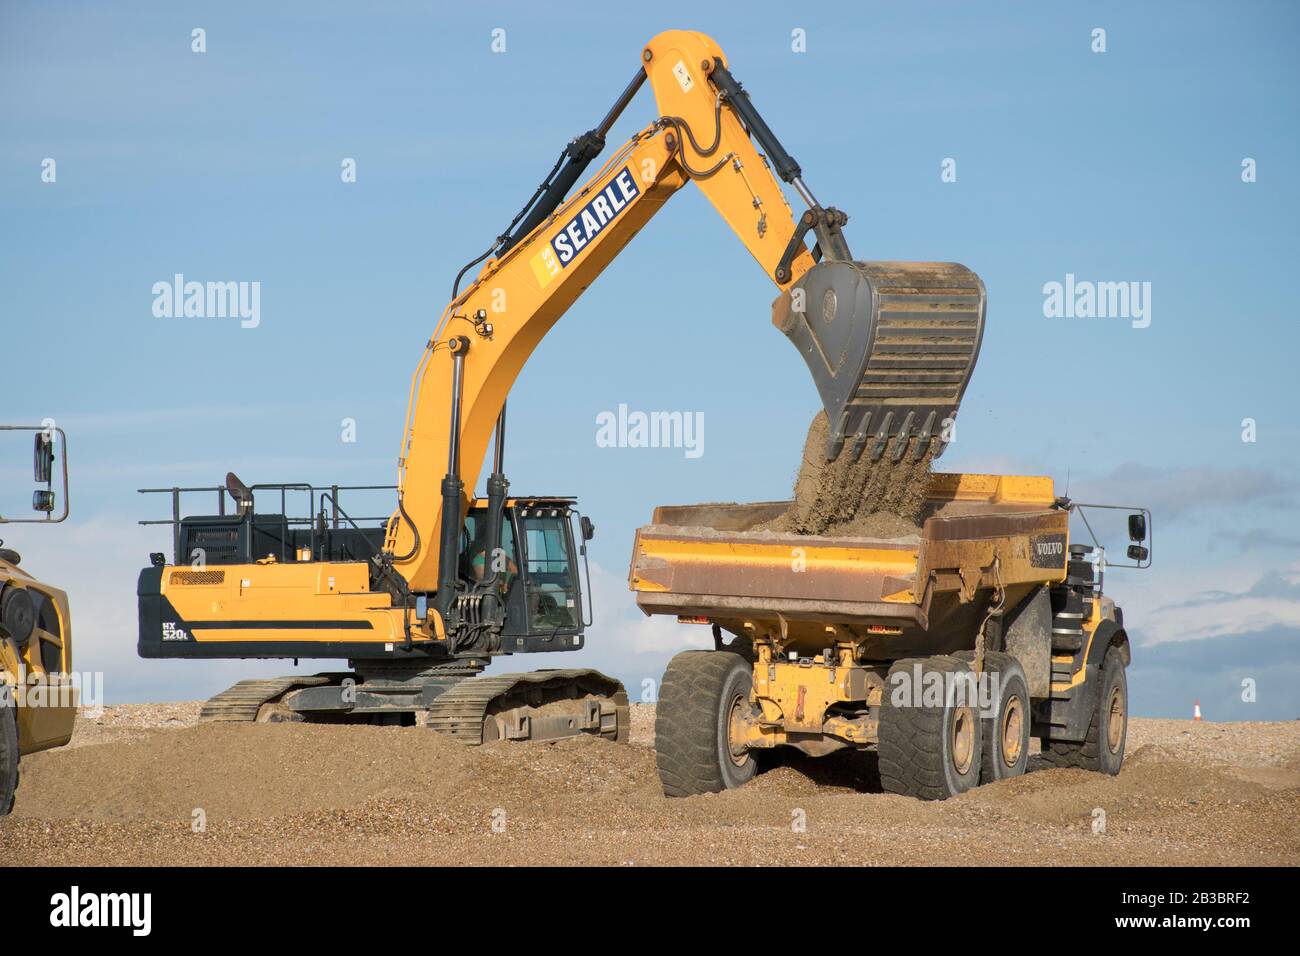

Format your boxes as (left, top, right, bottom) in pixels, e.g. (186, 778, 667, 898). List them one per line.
(0, 563, 76, 755)
(157, 560, 434, 646)
(630, 473, 1067, 630)
(385, 29, 819, 594)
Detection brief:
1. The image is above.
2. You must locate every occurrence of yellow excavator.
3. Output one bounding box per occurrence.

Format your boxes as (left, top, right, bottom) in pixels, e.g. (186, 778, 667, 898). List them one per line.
(2, 425, 76, 814)
(137, 30, 984, 743)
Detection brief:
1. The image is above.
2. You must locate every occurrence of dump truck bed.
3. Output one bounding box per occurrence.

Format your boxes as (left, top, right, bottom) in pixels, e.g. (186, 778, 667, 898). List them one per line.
(629, 473, 1069, 658)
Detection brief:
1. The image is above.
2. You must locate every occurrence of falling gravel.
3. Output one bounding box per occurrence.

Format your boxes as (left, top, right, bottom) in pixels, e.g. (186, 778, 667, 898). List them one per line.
(772, 411, 933, 537)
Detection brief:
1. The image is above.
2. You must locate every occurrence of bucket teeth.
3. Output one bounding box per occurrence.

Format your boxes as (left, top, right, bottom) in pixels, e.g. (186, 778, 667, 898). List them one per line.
(774, 260, 986, 463)
(890, 412, 916, 462)
(847, 412, 872, 463)
(870, 411, 894, 462)
(913, 411, 937, 461)
(825, 411, 850, 461)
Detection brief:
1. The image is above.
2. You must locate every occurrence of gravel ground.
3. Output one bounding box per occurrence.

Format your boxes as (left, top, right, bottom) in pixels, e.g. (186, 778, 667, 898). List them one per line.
(2, 704, 1296, 866)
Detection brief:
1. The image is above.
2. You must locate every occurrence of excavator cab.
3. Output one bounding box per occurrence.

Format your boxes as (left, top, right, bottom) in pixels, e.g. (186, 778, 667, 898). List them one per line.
(460, 497, 590, 652)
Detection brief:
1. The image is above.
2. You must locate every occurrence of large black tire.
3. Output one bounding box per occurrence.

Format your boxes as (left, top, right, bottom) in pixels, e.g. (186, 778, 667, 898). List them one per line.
(1, 699, 18, 816)
(954, 650, 1031, 783)
(878, 655, 983, 800)
(655, 650, 759, 797)
(1039, 645, 1127, 775)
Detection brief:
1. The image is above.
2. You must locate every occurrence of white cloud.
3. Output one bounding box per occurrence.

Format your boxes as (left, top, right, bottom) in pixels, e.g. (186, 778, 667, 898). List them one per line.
(7, 514, 155, 659)
(1125, 562, 1300, 646)
(554, 561, 712, 691)
(587, 561, 708, 657)
(1070, 463, 1298, 520)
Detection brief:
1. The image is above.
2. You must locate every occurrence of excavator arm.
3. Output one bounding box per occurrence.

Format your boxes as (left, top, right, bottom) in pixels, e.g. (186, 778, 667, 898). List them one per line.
(387, 30, 984, 605)
(391, 31, 856, 595)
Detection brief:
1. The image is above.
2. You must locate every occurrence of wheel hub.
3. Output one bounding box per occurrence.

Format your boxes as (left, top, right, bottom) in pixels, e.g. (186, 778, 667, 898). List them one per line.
(1106, 685, 1126, 754)
(951, 707, 975, 775)
(1000, 696, 1024, 767)
(726, 693, 752, 767)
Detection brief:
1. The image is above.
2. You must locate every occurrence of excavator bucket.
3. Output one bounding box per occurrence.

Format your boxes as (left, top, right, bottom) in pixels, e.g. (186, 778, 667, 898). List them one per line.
(773, 261, 986, 462)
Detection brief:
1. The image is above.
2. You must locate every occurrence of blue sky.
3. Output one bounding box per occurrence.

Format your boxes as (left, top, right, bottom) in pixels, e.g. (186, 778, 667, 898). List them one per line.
(2, 1, 1297, 719)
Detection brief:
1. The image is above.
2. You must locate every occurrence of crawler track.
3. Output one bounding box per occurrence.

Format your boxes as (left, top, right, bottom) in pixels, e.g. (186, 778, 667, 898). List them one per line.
(198, 676, 335, 722)
(425, 669, 629, 745)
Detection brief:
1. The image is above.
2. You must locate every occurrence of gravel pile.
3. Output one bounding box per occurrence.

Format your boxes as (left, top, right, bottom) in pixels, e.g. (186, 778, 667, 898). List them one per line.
(3, 703, 1295, 866)
(66, 702, 201, 749)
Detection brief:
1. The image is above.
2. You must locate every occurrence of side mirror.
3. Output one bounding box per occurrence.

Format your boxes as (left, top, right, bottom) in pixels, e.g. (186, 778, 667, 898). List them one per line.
(1127, 545, 1149, 562)
(1128, 513, 1147, 542)
(580, 516, 595, 541)
(32, 490, 55, 513)
(34, 433, 54, 484)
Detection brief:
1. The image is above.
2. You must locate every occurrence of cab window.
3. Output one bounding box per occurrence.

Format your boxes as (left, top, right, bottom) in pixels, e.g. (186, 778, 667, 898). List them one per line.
(521, 514, 578, 633)
(460, 512, 518, 589)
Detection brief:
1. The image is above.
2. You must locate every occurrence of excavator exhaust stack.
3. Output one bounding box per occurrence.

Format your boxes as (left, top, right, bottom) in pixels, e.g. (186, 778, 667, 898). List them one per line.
(773, 261, 986, 462)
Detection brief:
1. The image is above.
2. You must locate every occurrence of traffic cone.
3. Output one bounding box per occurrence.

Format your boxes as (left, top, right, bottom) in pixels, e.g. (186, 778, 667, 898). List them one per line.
(1193, 700, 1202, 721)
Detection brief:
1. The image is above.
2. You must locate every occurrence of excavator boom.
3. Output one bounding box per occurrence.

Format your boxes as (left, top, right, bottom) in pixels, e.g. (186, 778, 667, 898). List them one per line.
(135, 30, 986, 747)
(386, 29, 985, 596)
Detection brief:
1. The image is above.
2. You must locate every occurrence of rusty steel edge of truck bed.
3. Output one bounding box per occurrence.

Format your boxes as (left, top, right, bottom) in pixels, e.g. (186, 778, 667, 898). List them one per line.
(629, 473, 1069, 643)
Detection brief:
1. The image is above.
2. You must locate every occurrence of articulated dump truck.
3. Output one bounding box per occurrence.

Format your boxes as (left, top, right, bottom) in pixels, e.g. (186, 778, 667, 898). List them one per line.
(631, 475, 1151, 800)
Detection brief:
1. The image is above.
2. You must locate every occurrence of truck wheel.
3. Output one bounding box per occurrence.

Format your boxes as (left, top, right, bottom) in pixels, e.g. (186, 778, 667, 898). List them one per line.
(953, 650, 1030, 783)
(879, 655, 983, 800)
(980, 652, 1030, 782)
(1, 700, 18, 816)
(1040, 646, 1127, 775)
(655, 651, 759, 797)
